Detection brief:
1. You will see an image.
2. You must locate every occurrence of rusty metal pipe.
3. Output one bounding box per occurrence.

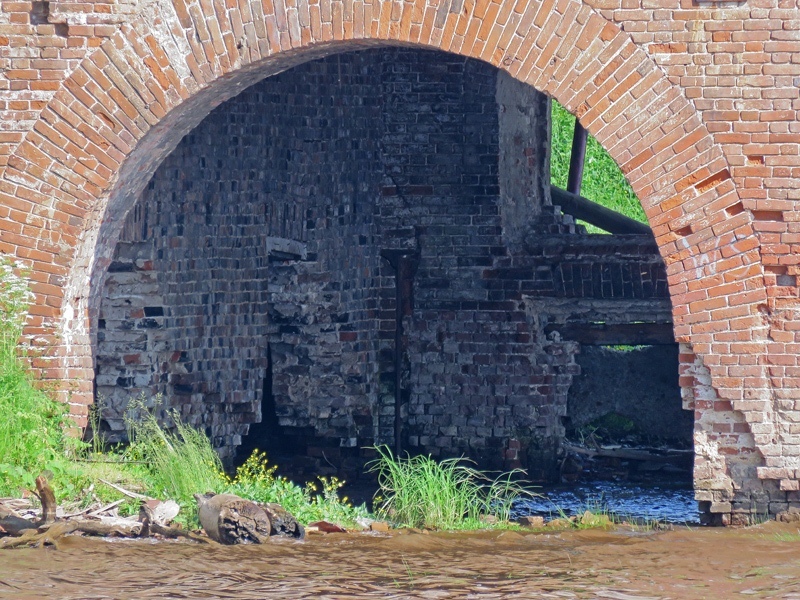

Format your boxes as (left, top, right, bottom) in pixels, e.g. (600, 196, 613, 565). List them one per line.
(380, 250, 419, 455)
(566, 120, 588, 196)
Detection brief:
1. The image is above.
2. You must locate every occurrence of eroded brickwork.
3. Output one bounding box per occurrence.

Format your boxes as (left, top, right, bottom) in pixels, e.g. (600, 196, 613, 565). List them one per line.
(95, 48, 673, 476)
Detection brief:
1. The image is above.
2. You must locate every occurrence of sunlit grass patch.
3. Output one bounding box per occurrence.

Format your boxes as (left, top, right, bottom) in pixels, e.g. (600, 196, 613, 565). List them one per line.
(550, 100, 647, 232)
(367, 445, 532, 530)
(0, 259, 91, 500)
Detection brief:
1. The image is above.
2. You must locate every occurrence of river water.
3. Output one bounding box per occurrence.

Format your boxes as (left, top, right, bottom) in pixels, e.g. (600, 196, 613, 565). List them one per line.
(2, 522, 800, 599)
(512, 480, 699, 524)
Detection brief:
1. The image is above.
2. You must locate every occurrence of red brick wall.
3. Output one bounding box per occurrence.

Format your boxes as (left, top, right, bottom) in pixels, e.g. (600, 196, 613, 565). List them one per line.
(1, 0, 798, 519)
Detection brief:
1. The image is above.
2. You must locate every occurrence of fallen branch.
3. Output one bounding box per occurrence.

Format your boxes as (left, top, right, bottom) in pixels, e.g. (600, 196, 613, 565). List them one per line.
(0, 520, 139, 550)
(563, 442, 693, 463)
(34, 476, 56, 525)
(0, 514, 37, 537)
(87, 499, 126, 517)
(99, 479, 149, 500)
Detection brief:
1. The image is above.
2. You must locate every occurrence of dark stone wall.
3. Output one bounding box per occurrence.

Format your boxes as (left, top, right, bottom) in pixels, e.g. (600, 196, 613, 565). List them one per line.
(96, 48, 520, 464)
(95, 47, 675, 474)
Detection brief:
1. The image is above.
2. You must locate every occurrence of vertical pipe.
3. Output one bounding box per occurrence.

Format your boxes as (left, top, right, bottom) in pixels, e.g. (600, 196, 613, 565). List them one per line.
(394, 259, 404, 456)
(566, 120, 588, 196)
(381, 250, 418, 456)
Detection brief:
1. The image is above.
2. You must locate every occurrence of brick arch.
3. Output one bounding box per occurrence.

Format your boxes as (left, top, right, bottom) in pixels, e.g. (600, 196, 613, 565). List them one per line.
(0, 0, 781, 491)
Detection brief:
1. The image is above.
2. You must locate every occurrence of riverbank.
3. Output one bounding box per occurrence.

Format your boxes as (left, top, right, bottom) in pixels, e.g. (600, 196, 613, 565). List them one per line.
(1, 521, 799, 599)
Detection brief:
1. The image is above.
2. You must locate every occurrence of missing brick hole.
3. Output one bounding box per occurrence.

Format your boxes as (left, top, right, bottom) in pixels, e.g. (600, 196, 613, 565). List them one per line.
(752, 210, 784, 222)
(54, 22, 68, 37)
(725, 202, 744, 217)
(765, 266, 796, 287)
(30, 0, 49, 25)
(695, 168, 731, 194)
(675, 225, 692, 237)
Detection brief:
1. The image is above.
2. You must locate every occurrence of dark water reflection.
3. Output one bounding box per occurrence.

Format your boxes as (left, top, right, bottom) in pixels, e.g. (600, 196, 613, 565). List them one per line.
(513, 480, 698, 524)
(2, 523, 800, 599)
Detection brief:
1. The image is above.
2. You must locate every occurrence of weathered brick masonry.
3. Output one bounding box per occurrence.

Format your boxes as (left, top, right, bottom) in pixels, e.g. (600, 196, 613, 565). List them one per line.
(0, 0, 798, 523)
(93, 48, 672, 479)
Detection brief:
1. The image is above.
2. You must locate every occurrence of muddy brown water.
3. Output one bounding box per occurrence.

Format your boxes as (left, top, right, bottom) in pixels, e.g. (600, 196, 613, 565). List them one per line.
(2, 522, 800, 599)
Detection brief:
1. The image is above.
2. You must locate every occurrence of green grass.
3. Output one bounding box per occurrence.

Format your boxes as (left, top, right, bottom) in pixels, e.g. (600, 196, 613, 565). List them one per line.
(123, 397, 369, 528)
(224, 450, 370, 528)
(767, 529, 800, 542)
(367, 445, 531, 530)
(123, 399, 226, 523)
(550, 100, 648, 231)
(0, 259, 90, 500)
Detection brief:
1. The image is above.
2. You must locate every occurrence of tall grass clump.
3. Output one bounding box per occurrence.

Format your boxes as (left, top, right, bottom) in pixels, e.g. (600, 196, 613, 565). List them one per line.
(367, 445, 530, 530)
(0, 260, 81, 496)
(125, 401, 369, 528)
(550, 100, 647, 230)
(125, 399, 225, 521)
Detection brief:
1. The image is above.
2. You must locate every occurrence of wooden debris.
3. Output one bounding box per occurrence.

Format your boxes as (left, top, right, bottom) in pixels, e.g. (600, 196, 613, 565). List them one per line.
(261, 502, 305, 539)
(0, 514, 37, 537)
(2, 474, 306, 549)
(195, 493, 272, 545)
(139, 502, 215, 545)
(99, 479, 149, 500)
(139, 499, 180, 527)
(563, 442, 692, 463)
(1, 472, 214, 549)
(34, 476, 56, 525)
(308, 520, 346, 534)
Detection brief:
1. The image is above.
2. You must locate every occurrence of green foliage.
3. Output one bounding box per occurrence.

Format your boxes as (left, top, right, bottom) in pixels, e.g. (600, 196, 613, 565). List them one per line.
(0, 259, 88, 498)
(589, 412, 637, 439)
(224, 449, 369, 527)
(124, 398, 225, 524)
(550, 101, 648, 232)
(367, 445, 530, 530)
(0, 267, 365, 528)
(125, 403, 369, 527)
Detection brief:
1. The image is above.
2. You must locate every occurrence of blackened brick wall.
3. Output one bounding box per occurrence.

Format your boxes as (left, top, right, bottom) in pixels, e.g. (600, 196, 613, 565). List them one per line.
(96, 47, 671, 473)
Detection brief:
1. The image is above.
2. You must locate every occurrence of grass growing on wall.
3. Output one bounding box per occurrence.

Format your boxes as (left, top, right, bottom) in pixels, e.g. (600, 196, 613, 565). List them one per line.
(550, 100, 648, 229)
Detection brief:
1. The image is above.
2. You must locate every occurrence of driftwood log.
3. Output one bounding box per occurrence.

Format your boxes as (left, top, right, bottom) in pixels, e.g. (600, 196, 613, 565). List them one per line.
(194, 494, 305, 543)
(0, 475, 217, 549)
(0, 475, 56, 537)
(195, 493, 272, 544)
(563, 442, 693, 463)
(261, 503, 305, 539)
(0, 476, 143, 549)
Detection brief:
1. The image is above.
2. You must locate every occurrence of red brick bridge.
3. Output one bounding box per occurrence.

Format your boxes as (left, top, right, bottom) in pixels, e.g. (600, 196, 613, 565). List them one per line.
(0, 0, 798, 524)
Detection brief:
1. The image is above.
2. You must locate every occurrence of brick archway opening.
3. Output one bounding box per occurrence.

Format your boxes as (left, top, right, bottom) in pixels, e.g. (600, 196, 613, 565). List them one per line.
(90, 46, 690, 485)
